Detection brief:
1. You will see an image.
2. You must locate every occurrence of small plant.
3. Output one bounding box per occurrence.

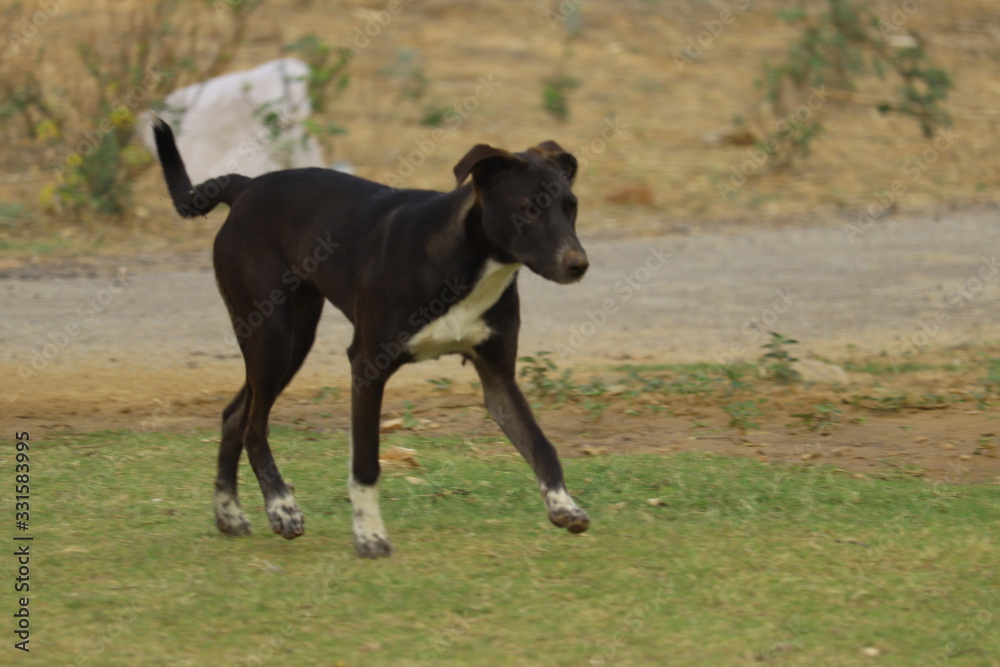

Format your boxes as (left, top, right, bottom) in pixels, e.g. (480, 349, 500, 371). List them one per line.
(848, 391, 911, 413)
(980, 359, 1000, 395)
(723, 400, 765, 432)
(578, 377, 609, 397)
(666, 371, 719, 397)
(381, 48, 429, 103)
(12, 1, 262, 217)
(582, 399, 609, 422)
(760, 332, 800, 384)
(420, 105, 450, 127)
(620, 370, 665, 398)
(755, 0, 952, 169)
(974, 437, 996, 457)
(282, 35, 351, 114)
(312, 386, 341, 403)
(401, 401, 419, 429)
(518, 351, 576, 403)
(541, 16, 581, 123)
(426, 377, 453, 392)
(0, 67, 56, 142)
(721, 366, 750, 394)
(542, 75, 580, 122)
(283, 35, 351, 158)
(0, 202, 28, 227)
(792, 403, 842, 432)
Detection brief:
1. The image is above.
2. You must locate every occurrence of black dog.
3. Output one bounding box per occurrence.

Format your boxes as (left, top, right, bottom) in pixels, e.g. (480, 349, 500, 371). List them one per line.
(154, 118, 590, 558)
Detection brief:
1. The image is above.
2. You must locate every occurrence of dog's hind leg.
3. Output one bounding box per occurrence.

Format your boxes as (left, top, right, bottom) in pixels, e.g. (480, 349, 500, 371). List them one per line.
(240, 318, 305, 538)
(215, 385, 252, 535)
(472, 341, 590, 534)
(213, 288, 325, 536)
(225, 285, 321, 539)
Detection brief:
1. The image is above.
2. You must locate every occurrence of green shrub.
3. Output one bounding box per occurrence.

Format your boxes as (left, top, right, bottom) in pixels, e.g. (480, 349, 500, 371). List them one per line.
(757, 0, 952, 169)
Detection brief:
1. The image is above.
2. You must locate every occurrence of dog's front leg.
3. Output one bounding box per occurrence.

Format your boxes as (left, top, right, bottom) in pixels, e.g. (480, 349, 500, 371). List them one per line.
(348, 360, 393, 558)
(472, 351, 591, 534)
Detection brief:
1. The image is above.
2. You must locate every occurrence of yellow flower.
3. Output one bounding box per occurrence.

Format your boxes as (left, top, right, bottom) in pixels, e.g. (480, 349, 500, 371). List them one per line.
(111, 107, 134, 129)
(38, 183, 58, 207)
(35, 119, 60, 141)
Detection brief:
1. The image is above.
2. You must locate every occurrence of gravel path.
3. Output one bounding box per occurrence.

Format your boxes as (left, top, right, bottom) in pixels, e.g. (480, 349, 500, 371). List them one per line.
(4, 211, 999, 382)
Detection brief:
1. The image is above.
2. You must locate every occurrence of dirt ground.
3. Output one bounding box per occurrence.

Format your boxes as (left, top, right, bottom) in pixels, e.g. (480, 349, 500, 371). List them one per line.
(4, 211, 1000, 485)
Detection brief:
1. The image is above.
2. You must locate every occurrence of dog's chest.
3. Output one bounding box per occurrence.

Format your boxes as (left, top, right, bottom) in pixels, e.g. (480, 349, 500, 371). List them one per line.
(407, 260, 520, 361)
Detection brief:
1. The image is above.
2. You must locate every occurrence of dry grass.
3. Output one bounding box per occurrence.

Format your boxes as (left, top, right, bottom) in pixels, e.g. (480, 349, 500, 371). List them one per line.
(1, 0, 999, 255)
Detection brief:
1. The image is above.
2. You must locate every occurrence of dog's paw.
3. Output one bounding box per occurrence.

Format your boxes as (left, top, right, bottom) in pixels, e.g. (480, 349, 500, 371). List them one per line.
(353, 534, 393, 559)
(549, 507, 591, 534)
(266, 493, 305, 539)
(544, 486, 590, 534)
(214, 490, 252, 536)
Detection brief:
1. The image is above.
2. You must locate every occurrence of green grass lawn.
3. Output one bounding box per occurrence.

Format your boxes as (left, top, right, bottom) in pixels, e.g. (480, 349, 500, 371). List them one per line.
(14, 427, 1000, 665)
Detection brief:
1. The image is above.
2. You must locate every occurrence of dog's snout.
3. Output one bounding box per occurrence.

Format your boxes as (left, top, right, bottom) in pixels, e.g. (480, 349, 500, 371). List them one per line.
(562, 250, 589, 280)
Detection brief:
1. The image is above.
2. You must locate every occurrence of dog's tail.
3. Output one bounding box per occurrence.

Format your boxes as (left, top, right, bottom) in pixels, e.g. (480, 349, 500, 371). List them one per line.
(152, 117, 252, 218)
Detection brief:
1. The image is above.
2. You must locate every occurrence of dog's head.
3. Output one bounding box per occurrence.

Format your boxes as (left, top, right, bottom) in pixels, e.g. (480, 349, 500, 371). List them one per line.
(454, 141, 588, 284)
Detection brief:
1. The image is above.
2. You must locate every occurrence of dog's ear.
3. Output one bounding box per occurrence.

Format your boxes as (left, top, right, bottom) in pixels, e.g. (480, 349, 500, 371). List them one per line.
(453, 144, 521, 188)
(535, 140, 578, 183)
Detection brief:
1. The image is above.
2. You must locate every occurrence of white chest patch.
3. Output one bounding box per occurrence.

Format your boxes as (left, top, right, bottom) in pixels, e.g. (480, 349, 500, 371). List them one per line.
(407, 259, 521, 361)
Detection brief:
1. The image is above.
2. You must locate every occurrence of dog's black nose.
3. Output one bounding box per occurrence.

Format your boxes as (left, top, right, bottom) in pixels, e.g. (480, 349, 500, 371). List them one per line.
(562, 251, 589, 280)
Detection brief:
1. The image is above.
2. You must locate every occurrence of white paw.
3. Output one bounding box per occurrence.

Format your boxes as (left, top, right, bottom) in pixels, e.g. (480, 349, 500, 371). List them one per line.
(214, 490, 252, 536)
(353, 533, 394, 559)
(350, 477, 392, 558)
(543, 486, 590, 534)
(266, 492, 304, 539)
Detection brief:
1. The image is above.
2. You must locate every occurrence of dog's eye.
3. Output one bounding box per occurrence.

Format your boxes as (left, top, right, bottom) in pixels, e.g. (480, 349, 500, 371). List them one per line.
(563, 198, 577, 216)
(517, 199, 538, 219)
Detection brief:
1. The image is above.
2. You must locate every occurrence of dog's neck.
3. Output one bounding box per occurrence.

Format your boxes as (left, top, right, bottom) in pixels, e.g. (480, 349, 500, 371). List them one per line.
(427, 184, 515, 267)
(424, 184, 475, 261)
(406, 258, 520, 362)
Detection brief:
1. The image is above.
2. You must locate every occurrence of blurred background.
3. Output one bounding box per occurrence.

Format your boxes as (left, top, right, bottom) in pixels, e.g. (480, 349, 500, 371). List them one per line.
(0, 0, 997, 258)
(6, 7, 1000, 660)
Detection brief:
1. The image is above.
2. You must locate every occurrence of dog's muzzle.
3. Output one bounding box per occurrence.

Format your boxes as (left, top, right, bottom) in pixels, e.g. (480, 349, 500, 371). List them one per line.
(558, 248, 589, 283)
